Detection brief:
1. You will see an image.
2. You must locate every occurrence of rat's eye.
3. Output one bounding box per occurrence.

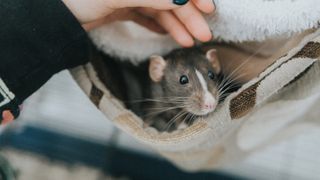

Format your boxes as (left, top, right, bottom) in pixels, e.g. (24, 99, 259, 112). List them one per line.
(179, 75, 189, 85)
(208, 70, 215, 80)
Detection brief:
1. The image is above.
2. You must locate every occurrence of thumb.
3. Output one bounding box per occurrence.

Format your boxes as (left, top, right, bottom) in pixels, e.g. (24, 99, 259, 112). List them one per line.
(108, 0, 189, 9)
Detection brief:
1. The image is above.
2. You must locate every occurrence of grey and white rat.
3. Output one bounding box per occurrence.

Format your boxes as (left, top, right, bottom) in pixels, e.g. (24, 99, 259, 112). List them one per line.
(92, 46, 237, 132)
(144, 47, 222, 131)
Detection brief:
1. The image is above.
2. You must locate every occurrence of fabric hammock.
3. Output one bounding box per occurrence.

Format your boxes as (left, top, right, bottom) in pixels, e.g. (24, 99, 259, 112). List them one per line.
(70, 0, 320, 171)
(70, 29, 320, 170)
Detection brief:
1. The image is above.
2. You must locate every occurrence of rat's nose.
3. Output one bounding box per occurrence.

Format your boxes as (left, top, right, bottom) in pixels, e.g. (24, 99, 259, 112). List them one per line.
(201, 93, 216, 111)
(203, 103, 215, 110)
(202, 98, 216, 110)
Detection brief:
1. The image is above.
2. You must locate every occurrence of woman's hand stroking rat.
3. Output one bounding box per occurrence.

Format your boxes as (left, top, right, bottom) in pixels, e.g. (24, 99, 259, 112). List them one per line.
(62, 0, 215, 47)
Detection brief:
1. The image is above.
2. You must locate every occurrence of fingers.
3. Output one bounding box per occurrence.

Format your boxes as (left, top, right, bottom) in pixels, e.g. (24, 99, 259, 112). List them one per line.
(192, 0, 215, 14)
(173, 2, 212, 42)
(138, 6, 212, 46)
(150, 11, 195, 47)
(108, 0, 189, 10)
(157, 12, 195, 47)
(138, 8, 194, 47)
(88, 0, 215, 46)
(131, 12, 167, 34)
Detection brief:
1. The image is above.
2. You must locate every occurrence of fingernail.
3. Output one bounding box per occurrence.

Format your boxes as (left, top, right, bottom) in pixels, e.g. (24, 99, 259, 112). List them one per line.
(173, 0, 189, 6)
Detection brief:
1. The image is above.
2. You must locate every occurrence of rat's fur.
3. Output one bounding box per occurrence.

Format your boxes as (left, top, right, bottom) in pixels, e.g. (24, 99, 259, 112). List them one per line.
(92, 47, 240, 132)
(145, 48, 221, 131)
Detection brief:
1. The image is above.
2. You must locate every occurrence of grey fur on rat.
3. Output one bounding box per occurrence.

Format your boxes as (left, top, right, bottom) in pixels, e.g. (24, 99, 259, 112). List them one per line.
(91, 46, 242, 132)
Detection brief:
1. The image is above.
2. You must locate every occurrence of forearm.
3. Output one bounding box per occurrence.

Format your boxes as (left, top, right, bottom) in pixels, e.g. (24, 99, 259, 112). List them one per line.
(0, 0, 92, 123)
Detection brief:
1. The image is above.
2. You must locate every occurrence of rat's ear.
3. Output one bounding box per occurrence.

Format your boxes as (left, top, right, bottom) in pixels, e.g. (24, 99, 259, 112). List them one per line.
(149, 55, 167, 82)
(206, 49, 221, 74)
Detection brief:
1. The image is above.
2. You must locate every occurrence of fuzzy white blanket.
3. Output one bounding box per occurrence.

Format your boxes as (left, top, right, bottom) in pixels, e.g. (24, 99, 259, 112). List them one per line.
(89, 0, 320, 62)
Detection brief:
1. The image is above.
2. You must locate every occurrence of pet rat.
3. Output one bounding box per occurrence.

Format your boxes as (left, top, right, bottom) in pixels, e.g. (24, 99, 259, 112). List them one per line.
(144, 47, 222, 131)
(92, 46, 235, 132)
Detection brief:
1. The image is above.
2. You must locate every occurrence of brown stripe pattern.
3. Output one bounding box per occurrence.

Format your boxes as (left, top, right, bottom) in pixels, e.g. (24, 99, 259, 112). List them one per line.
(90, 85, 104, 106)
(292, 42, 320, 59)
(276, 42, 320, 87)
(230, 83, 260, 119)
(229, 41, 320, 120)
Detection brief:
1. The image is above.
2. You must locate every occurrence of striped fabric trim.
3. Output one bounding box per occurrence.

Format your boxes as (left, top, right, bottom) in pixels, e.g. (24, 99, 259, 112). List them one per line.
(0, 78, 17, 125)
(0, 78, 15, 107)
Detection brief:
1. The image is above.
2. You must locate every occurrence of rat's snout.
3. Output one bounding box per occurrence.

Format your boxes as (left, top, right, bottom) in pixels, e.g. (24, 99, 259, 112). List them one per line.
(201, 93, 216, 111)
(185, 69, 219, 116)
(203, 100, 215, 110)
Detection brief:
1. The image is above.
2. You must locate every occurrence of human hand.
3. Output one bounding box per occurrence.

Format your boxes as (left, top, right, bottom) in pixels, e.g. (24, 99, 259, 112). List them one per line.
(62, 0, 215, 47)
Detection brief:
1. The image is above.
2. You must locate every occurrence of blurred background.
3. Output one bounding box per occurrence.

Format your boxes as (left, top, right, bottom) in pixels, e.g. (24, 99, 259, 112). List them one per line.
(1, 70, 320, 180)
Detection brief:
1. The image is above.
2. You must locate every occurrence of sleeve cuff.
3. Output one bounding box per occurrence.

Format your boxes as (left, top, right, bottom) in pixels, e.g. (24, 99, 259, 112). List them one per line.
(0, 0, 93, 103)
(0, 78, 21, 124)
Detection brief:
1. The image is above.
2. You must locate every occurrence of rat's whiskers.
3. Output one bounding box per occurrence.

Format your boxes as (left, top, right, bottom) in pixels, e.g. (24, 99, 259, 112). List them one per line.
(164, 110, 188, 131)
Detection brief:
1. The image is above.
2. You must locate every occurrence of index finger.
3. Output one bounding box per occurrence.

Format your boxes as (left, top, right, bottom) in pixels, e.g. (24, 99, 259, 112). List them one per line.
(173, 2, 212, 42)
(192, 0, 215, 14)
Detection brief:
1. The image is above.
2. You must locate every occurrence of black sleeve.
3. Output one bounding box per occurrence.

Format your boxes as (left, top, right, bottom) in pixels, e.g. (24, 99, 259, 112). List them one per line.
(0, 0, 92, 122)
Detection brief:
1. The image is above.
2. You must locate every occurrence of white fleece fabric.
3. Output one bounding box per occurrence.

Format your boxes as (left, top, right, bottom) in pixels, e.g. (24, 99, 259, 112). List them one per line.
(89, 0, 320, 63)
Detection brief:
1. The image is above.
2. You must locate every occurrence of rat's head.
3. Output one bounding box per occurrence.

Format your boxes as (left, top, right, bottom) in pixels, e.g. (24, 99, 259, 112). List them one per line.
(149, 48, 221, 116)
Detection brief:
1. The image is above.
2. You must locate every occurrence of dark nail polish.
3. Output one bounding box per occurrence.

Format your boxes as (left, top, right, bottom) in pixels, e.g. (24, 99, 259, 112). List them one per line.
(173, 0, 189, 6)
